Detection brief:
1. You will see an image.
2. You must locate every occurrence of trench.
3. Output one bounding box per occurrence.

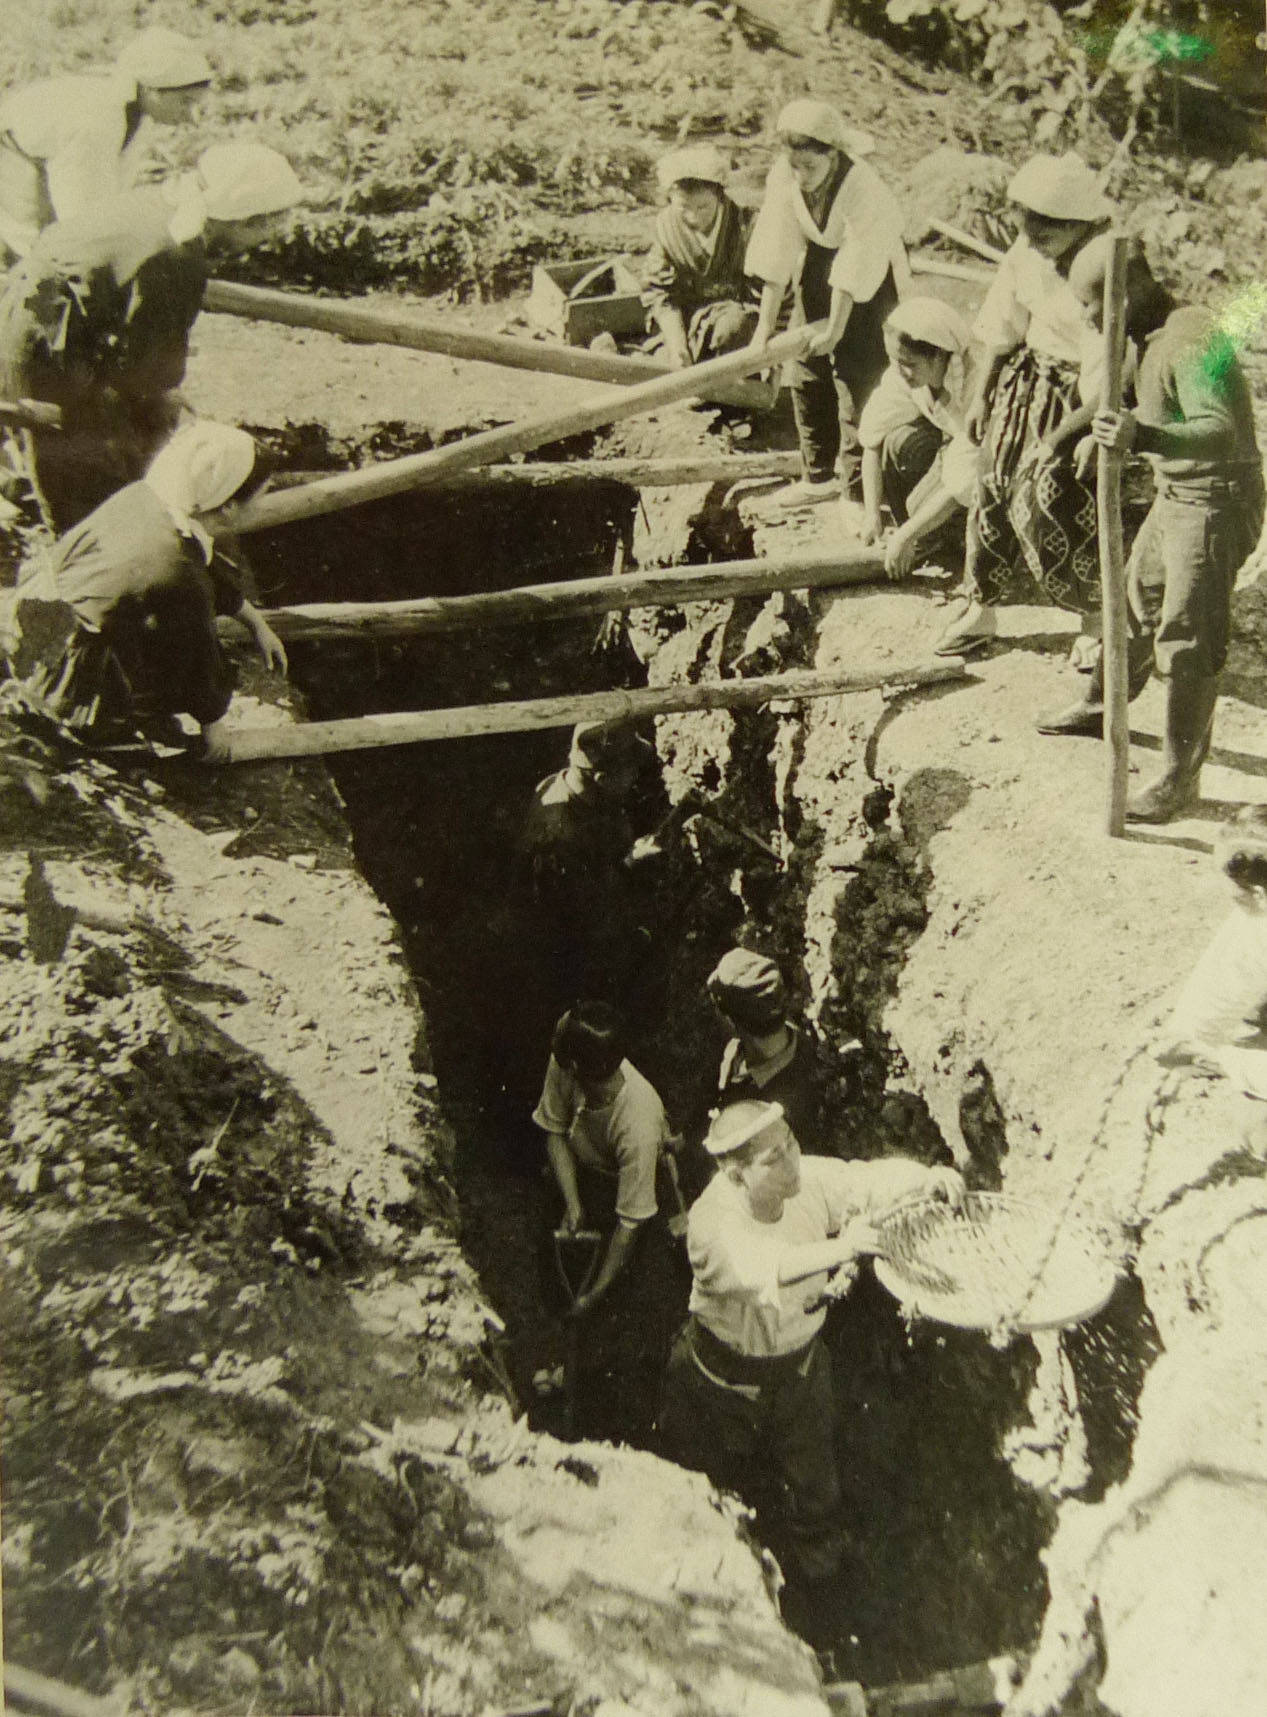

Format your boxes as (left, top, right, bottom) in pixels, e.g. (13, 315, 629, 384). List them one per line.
(245, 444, 1160, 1689)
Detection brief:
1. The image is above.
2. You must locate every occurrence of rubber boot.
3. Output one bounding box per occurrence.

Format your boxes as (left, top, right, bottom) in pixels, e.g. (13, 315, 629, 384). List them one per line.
(1125, 672, 1217, 823)
(1036, 635, 1154, 737)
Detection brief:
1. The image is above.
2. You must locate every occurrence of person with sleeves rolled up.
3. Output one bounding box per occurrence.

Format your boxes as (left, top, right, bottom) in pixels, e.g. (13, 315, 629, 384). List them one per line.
(0, 28, 212, 264)
(658, 1098, 963, 1594)
(744, 99, 910, 509)
(0, 141, 302, 532)
(641, 145, 758, 368)
(8, 420, 286, 759)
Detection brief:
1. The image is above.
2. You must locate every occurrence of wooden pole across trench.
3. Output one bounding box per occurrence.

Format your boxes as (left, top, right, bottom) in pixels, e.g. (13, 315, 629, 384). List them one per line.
(243, 546, 887, 644)
(1097, 234, 1131, 837)
(222, 658, 968, 763)
(203, 280, 775, 410)
(267, 450, 802, 493)
(211, 323, 816, 538)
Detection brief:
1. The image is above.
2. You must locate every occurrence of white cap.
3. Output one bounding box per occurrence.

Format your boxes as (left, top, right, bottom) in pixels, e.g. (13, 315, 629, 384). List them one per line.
(657, 145, 729, 191)
(775, 99, 872, 158)
(703, 1100, 785, 1158)
(116, 28, 212, 90)
(197, 143, 303, 222)
(1006, 153, 1112, 223)
(885, 295, 971, 355)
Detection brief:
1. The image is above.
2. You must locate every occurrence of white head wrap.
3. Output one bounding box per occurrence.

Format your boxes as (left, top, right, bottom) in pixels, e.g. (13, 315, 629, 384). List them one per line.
(146, 422, 257, 553)
(116, 28, 212, 90)
(196, 143, 303, 223)
(775, 99, 872, 158)
(703, 1100, 786, 1158)
(885, 295, 971, 354)
(656, 145, 729, 192)
(1006, 153, 1112, 223)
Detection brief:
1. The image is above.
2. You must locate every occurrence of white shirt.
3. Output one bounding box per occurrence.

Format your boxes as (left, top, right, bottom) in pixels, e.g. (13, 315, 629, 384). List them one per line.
(745, 154, 910, 303)
(532, 1055, 669, 1223)
(857, 365, 979, 505)
(0, 72, 146, 253)
(972, 237, 1090, 367)
(687, 1154, 937, 1357)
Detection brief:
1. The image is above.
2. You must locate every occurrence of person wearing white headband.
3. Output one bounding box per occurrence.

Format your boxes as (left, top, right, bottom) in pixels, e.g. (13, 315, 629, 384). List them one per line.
(8, 420, 286, 760)
(744, 99, 910, 509)
(935, 151, 1113, 658)
(853, 295, 977, 579)
(641, 144, 758, 368)
(658, 1098, 962, 1612)
(0, 143, 302, 532)
(0, 29, 212, 263)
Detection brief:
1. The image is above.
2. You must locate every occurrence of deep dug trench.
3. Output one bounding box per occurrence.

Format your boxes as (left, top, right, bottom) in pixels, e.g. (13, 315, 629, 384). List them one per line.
(239, 431, 1169, 1694)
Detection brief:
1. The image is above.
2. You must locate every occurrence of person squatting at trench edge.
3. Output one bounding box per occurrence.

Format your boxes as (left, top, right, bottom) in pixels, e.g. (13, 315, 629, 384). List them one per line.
(855, 295, 978, 580)
(745, 99, 910, 509)
(1150, 808, 1267, 1155)
(532, 1001, 673, 1318)
(0, 28, 212, 265)
(658, 1099, 963, 1602)
(935, 152, 1113, 658)
(1036, 248, 1265, 823)
(640, 145, 759, 368)
(0, 142, 303, 534)
(7, 420, 287, 762)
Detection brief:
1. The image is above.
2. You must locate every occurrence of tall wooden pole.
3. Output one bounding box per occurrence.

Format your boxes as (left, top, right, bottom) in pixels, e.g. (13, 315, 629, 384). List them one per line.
(1098, 234, 1130, 837)
(222, 659, 968, 763)
(203, 280, 774, 409)
(242, 547, 887, 644)
(212, 324, 815, 538)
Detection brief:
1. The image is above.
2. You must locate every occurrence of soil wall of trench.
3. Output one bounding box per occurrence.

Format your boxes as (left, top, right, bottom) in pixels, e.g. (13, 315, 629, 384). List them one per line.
(6, 401, 1267, 1717)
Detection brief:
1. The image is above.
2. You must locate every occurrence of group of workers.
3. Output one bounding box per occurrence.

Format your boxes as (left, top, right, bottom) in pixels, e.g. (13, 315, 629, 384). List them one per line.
(642, 105, 1264, 824)
(0, 28, 304, 755)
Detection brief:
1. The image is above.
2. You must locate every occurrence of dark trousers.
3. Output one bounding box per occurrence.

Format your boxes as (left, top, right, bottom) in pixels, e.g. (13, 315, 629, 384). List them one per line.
(659, 1319, 843, 1581)
(880, 418, 944, 523)
(1128, 480, 1265, 680)
(789, 251, 899, 483)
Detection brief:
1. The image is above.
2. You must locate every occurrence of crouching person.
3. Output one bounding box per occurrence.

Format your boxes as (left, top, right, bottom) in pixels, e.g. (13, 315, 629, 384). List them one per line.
(855, 295, 976, 576)
(659, 1099, 963, 1603)
(641, 145, 757, 367)
(533, 1001, 671, 1317)
(7, 419, 285, 758)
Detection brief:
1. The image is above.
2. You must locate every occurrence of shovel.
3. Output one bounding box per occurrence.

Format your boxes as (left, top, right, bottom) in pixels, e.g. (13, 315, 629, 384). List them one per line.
(551, 1226, 604, 1438)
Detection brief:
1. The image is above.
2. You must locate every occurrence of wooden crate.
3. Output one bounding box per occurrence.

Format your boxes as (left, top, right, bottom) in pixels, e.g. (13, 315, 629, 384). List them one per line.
(527, 257, 647, 346)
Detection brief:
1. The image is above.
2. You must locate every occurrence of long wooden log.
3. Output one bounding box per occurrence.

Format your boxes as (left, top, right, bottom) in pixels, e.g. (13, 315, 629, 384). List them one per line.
(241, 547, 886, 643)
(909, 255, 994, 285)
(212, 324, 815, 537)
(203, 279, 774, 409)
(4, 1664, 122, 1717)
(269, 451, 802, 493)
(223, 658, 968, 762)
(926, 218, 1006, 266)
(1097, 234, 1130, 837)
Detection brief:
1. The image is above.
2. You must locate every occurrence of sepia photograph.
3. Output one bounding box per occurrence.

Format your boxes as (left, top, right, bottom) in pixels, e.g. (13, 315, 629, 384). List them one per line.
(0, 1, 1265, 1714)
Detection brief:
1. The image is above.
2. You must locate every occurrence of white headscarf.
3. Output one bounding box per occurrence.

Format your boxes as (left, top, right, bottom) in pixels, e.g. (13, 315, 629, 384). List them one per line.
(145, 421, 256, 559)
(1007, 153, 1112, 223)
(885, 296, 971, 354)
(166, 143, 303, 247)
(115, 28, 212, 90)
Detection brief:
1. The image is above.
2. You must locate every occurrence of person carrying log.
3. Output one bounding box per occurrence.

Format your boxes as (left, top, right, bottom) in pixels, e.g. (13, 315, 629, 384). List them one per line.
(935, 153, 1113, 657)
(0, 28, 213, 264)
(7, 420, 286, 758)
(0, 141, 303, 532)
(854, 295, 978, 578)
(640, 145, 758, 368)
(658, 1099, 963, 1615)
(533, 1001, 672, 1317)
(744, 99, 909, 509)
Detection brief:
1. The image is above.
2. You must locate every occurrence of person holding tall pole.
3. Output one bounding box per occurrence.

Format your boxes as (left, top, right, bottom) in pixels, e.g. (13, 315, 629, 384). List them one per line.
(1096, 235, 1131, 836)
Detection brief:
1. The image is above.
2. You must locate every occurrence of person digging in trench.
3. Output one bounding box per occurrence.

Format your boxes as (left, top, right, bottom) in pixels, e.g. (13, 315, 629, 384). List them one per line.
(658, 1098, 963, 1627)
(641, 144, 759, 368)
(6, 419, 286, 759)
(532, 1000, 673, 1320)
(1034, 241, 1265, 823)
